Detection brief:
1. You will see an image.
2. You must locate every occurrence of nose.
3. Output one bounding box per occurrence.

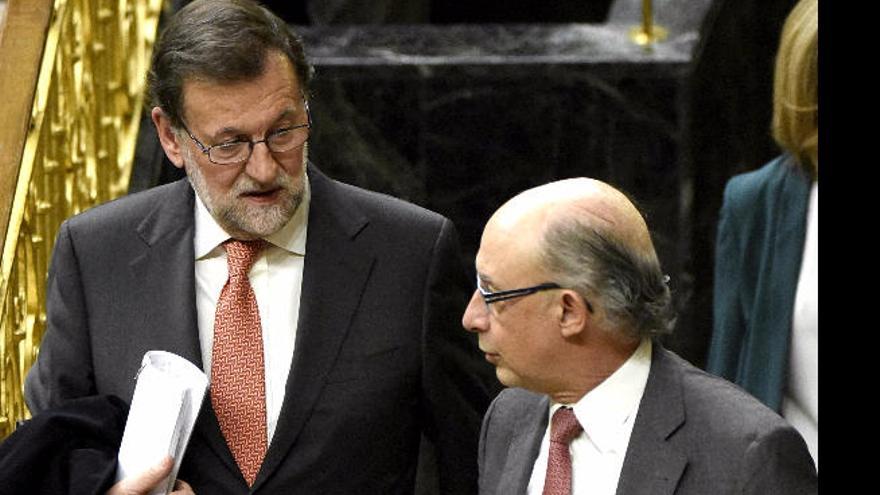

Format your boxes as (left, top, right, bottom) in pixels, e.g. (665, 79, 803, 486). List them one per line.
(462, 289, 489, 333)
(244, 141, 280, 185)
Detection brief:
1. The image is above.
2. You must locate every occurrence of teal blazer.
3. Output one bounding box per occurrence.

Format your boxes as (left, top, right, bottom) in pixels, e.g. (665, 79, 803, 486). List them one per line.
(707, 154, 812, 411)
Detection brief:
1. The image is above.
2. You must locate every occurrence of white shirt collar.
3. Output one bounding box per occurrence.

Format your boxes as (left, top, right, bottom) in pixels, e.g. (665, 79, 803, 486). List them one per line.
(193, 173, 310, 259)
(550, 338, 652, 454)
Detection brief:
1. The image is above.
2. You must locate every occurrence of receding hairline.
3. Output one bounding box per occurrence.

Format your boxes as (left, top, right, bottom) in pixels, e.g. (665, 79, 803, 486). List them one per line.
(175, 49, 305, 127)
(147, 0, 313, 128)
(493, 178, 655, 258)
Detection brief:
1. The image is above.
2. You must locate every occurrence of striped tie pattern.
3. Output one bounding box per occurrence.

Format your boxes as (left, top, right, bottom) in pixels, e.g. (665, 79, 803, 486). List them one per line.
(542, 407, 583, 495)
(210, 239, 268, 486)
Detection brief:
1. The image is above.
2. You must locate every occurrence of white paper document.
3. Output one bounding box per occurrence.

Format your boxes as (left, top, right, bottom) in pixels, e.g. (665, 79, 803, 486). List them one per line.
(116, 350, 208, 495)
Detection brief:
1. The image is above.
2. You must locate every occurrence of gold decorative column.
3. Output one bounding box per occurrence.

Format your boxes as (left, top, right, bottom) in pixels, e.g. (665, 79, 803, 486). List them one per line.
(0, 0, 164, 439)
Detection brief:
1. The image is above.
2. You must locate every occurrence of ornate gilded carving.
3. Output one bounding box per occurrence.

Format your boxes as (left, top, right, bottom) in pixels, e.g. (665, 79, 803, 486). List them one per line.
(0, 0, 164, 439)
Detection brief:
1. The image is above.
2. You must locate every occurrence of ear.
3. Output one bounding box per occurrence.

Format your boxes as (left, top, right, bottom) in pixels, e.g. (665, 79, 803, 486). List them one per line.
(151, 107, 186, 169)
(558, 290, 590, 339)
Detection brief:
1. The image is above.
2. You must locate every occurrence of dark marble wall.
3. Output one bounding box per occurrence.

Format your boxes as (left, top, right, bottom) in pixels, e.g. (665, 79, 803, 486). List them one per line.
(308, 56, 685, 267)
(174, 0, 613, 24)
(296, 20, 706, 362)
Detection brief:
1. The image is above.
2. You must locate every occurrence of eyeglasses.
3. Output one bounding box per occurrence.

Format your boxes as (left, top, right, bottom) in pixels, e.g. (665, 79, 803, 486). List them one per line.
(476, 273, 562, 305)
(476, 273, 595, 312)
(181, 100, 312, 165)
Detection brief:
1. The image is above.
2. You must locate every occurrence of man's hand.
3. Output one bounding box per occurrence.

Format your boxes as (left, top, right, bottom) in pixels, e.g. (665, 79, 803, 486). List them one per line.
(107, 456, 195, 495)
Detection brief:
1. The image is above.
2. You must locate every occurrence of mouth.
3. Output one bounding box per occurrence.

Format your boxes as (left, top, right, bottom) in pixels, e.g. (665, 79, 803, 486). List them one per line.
(240, 187, 282, 204)
(483, 351, 500, 364)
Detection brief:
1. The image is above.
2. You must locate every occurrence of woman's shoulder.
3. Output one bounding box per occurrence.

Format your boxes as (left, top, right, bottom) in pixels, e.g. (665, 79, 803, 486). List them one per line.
(722, 155, 804, 212)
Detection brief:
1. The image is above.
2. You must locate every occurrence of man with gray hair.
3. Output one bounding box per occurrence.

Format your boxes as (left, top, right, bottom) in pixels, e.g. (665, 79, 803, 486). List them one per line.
(25, 0, 498, 493)
(464, 178, 818, 494)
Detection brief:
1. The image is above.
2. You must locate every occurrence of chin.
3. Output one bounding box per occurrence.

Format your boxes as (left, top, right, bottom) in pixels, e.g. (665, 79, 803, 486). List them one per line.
(495, 369, 521, 389)
(224, 191, 302, 237)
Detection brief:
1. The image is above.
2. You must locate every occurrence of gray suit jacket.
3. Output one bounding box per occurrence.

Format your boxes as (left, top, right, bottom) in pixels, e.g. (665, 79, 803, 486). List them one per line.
(25, 164, 499, 494)
(478, 343, 817, 494)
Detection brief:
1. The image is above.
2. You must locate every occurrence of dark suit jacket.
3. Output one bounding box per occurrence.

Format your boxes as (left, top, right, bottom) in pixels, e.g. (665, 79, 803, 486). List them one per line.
(707, 155, 812, 411)
(24, 164, 499, 494)
(0, 395, 128, 495)
(478, 343, 817, 494)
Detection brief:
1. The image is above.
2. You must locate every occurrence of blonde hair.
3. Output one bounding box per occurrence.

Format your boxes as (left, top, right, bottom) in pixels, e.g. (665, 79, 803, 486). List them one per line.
(772, 0, 818, 176)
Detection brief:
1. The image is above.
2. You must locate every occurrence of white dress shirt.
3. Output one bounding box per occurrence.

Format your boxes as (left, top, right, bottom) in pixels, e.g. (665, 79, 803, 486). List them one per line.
(193, 177, 310, 444)
(783, 181, 818, 469)
(527, 339, 652, 495)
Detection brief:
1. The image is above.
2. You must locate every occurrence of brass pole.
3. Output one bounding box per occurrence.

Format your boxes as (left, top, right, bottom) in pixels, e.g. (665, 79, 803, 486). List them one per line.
(630, 0, 668, 46)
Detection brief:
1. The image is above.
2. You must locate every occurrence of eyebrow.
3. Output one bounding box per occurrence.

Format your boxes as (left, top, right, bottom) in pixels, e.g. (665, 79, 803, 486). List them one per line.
(476, 272, 496, 290)
(208, 107, 301, 142)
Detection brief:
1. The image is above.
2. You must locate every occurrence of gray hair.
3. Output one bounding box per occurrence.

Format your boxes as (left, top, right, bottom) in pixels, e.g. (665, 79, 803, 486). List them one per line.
(147, 0, 313, 128)
(540, 218, 675, 340)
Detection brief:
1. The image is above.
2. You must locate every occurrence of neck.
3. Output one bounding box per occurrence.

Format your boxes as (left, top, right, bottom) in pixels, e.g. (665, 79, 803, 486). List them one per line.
(547, 337, 642, 404)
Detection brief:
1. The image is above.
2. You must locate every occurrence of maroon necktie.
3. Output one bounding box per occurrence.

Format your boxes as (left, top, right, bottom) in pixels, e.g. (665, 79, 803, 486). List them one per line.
(542, 407, 583, 495)
(210, 239, 268, 486)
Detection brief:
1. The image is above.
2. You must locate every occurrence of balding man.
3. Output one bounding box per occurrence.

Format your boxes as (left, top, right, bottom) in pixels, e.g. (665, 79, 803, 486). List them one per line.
(463, 179, 818, 494)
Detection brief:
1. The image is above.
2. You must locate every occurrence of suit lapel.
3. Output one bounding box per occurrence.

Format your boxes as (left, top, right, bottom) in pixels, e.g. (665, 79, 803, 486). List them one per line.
(129, 179, 241, 476)
(498, 395, 549, 494)
(616, 344, 687, 495)
(738, 161, 811, 411)
(128, 179, 202, 366)
(763, 163, 811, 403)
(254, 165, 375, 489)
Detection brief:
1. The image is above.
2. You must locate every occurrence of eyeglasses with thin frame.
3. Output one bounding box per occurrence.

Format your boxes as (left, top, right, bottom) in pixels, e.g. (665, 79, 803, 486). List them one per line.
(476, 273, 562, 305)
(475, 273, 595, 312)
(180, 99, 312, 165)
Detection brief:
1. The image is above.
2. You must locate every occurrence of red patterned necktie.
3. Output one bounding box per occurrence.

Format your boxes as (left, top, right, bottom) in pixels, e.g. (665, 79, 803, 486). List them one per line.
(542, 407, 583, 495)
(210, 239, 268, 486)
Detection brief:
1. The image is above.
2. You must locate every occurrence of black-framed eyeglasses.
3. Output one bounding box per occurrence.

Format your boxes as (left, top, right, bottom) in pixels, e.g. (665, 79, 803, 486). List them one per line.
(476, 273, 562, 305)
(476, 273, 595, 312)
(180, 99, 312, 165)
